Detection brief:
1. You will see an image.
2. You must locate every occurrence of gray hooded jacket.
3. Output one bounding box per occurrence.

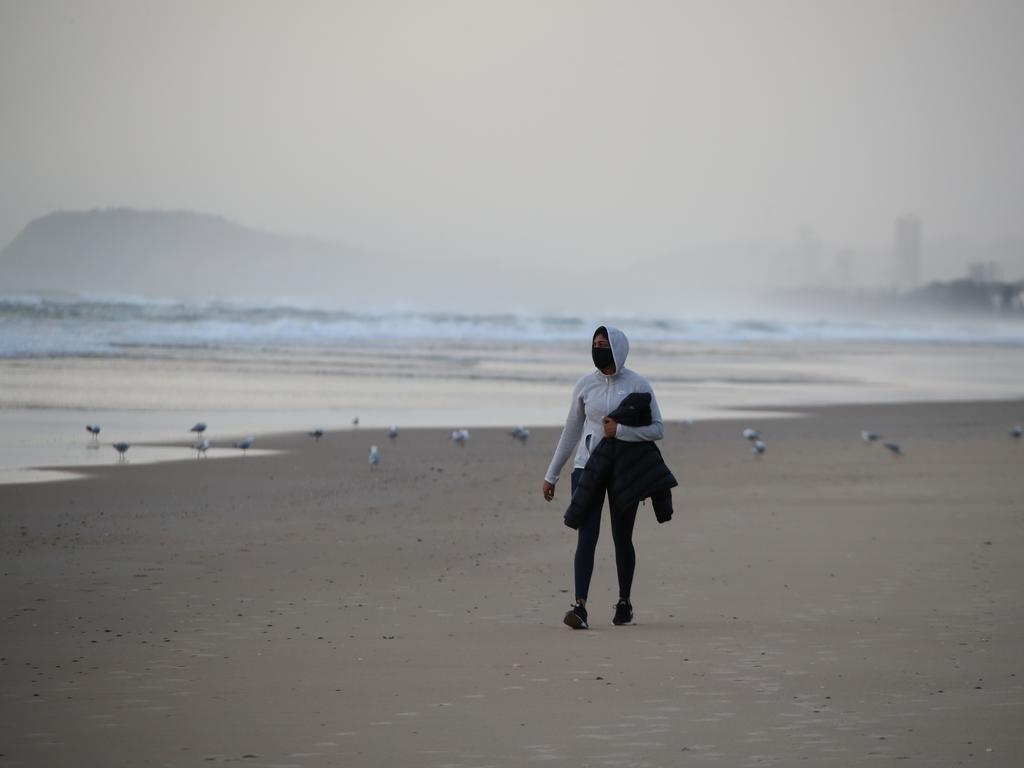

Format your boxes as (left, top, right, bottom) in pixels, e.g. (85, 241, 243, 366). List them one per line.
(544, 325, 664, 486)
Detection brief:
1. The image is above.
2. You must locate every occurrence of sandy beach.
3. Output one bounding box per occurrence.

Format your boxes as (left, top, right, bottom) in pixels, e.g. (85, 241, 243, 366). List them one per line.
(2, 399, 1023, 767)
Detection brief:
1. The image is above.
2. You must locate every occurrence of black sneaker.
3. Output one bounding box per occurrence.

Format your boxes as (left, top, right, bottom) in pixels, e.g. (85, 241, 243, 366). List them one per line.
(563, 601, 588, 629)
(612, 599, 634, 625)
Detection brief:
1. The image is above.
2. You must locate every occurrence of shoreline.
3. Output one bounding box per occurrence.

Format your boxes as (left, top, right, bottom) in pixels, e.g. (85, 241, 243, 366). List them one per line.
(5, 335, 1024, 485)
(4, 393, 1022, 486)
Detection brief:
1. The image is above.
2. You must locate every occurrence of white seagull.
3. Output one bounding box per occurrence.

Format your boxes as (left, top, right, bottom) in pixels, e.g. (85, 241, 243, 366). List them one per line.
(752, 439, 766, 455)
(511, 426, 530, 443)
(861, 430, 882, 443)
(194, 438, 210, 458)
(369, 445, 380, 468)
(86, 424, 101, 442)
(884, 442, 903, 456)
(190, 422, 207, 437)
(451, 429, 470, 446)
(743, 428, 761, 442)
(387, 425, 399, 441)
(112, 442, 130, 461)
(1011, 425, 1022, 439)
(234, 436, 255, 454)
(308, 428, 325, 442)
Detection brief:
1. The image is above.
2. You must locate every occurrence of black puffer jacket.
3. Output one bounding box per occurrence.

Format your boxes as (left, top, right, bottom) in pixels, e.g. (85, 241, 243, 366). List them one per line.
(564, 393, 678, 529)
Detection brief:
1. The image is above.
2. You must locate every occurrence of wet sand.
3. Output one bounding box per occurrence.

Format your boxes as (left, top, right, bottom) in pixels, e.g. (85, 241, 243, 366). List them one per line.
(6, 338, 1024, 484)
(2, 400, 1023, 766)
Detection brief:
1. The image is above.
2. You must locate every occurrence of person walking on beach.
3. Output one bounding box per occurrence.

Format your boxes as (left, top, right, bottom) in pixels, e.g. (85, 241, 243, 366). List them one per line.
(542, 325, 664, 629)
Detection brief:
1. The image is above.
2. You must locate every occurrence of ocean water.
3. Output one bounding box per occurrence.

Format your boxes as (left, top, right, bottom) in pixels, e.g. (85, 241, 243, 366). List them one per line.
(4, 293, 1024, 356)
(2, 293, 1023, 483)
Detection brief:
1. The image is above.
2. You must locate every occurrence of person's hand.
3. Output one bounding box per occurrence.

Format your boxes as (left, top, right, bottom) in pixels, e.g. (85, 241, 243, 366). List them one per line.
(542, 480, 556, 502)
(602, 417, 618, 439)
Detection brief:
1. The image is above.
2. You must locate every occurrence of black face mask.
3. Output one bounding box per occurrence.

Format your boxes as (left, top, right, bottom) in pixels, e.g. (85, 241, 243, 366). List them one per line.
(592, 346, 615, 372)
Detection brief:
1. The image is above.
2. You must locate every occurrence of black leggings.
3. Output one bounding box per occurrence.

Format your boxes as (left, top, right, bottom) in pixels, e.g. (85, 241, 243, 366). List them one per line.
(570, 468, 640, 601)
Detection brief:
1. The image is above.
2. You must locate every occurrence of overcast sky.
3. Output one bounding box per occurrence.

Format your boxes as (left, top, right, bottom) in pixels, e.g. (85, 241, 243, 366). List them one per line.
(2, 1, 1022, 289)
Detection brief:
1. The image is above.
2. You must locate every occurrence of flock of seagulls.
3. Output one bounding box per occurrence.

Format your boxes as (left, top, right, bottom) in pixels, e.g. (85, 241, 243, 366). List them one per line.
(82, 416, 1024, 469)
(742, 425, 909, 458)
(81, 415, 508, 469)
(860, 429, 903, 455)
(87, 421, 256, 462)
(742, 427, 766, 456)
(739, 421, 1023, 458)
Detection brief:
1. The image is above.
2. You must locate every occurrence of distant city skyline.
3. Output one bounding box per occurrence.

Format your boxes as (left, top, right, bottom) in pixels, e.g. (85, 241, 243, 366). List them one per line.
(778, 214, 1023, 292)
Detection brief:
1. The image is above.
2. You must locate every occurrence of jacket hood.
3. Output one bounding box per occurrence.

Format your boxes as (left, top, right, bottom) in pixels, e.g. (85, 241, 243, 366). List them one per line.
(594, 325, 629, 375)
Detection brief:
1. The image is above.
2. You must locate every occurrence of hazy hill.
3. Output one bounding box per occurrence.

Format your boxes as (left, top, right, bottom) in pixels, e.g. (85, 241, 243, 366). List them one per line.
(0, 209, 379, 305)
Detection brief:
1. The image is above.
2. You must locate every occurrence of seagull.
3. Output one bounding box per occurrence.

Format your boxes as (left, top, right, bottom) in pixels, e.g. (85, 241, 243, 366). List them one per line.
(308, 428, 325, 442)
(1011, 425, 1022, 439)
(451, 429, 470, 446)
(861, 430, 882, 443)
(369, 445, 380, 468)
(743, 428, 761, 441)
(752, 439, 766, 455)
(234, 436, 255, 454)
(352, 417, 360, 428)
(190, 422, 207, 437)
(86, 424, 101, 442)
(112, 442, 130, 461)
(387, 425, 399, 441)
(884, 442, 903, 456)
(194, 438, 210, 458)
(510, 426, 530, 443)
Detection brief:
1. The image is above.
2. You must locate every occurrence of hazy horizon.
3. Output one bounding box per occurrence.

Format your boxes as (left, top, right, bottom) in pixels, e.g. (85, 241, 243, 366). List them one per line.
(2, 1, 1023, 310)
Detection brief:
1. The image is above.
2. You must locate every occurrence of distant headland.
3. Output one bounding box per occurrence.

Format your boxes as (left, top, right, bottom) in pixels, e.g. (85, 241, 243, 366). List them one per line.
(0, 208, 373, 304)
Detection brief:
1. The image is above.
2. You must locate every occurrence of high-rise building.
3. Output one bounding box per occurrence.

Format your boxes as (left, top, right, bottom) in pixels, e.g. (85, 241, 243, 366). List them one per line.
(967, 260, 1002, 283)
(834, 249, 854, 288)
(797, 229, 823, 285)
(892, 216, 922, 291)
